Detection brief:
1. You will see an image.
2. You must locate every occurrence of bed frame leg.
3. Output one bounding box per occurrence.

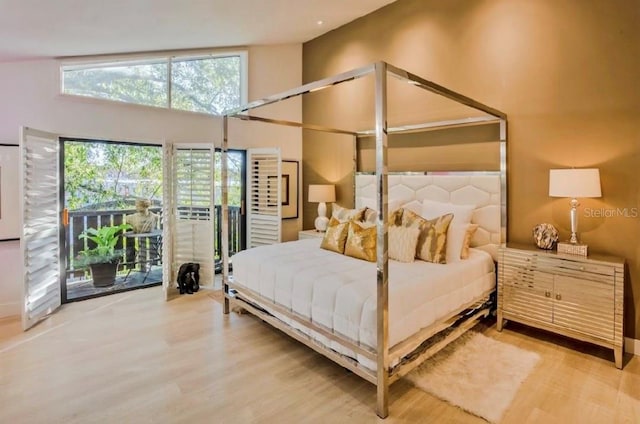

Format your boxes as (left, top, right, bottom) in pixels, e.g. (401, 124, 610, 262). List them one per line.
(222, 277, 230, 314)
(376, 382, 389, 418)
(223, 297, 230, 314)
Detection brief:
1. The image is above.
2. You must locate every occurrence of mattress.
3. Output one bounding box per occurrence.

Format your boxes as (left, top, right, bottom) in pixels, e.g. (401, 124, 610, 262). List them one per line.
(231, 238, 495, 369)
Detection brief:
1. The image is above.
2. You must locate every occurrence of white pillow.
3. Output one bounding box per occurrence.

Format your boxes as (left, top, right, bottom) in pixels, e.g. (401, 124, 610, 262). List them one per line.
(332, 204, 365, 222)
(421, 200, 476, 263)
(446, 223, 479, 263)
(400, 200, 422, 216)
(389, 226, 420, 263)
(421, 199, 475, 224)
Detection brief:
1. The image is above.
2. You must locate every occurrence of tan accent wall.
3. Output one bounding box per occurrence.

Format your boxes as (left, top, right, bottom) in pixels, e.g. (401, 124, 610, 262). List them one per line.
(302, 0, 640, 339)
(357, 124, 500, 172)
(302, 130, 356, 229)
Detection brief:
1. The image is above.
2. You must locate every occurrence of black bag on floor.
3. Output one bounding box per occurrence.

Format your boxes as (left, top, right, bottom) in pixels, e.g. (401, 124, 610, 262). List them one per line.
(177, 262, 200, 294)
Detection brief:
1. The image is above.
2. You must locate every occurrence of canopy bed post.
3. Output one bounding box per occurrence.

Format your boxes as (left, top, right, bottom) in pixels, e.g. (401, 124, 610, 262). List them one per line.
(500, 119, 508, 241)
(374, 61, 390, 419)
(222, 115, 230, 314)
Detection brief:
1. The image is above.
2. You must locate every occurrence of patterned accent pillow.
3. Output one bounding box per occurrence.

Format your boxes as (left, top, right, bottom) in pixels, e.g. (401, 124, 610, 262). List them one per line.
(344, 220, 377, 262)
(360, 197, 410, 224)
(389, 226, 421, 263)
(332, 204, 366, 222)
(320, 217, 349, 254)
(363, 207, 404, 226)
(460, 224, 479, 259)
(401, 209, 454, 264)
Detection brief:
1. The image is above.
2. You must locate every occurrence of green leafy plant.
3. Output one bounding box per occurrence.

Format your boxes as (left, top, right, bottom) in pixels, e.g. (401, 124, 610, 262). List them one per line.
(77, 223, 132, 265)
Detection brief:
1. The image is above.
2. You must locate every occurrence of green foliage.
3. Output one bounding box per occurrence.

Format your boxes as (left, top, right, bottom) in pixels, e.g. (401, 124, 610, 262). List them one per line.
(65, 142, 245, 211)
(65, 141, 163, 210)
(171, 56, 241, 114)
(214, 151, 243, 206)
(77, 223, 132, 265)
(64, 62, 168, 108)
(63, 55, 241, 115)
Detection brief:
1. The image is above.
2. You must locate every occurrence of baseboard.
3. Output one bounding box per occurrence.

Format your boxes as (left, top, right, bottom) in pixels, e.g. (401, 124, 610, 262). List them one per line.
(625, 337, 640, 356)
(0, 302, 20, 319)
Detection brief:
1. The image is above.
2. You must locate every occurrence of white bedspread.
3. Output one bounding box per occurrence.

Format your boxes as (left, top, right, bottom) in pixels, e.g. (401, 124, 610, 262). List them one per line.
(231, 238, 495, 369)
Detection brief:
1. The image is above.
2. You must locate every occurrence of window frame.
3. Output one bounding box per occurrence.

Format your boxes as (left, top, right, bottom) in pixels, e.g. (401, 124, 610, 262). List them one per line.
(59, 49, 248, 116)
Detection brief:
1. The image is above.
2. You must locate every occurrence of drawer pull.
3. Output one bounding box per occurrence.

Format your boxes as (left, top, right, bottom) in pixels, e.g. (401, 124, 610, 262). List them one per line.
(555, 294, 562, 301)
(544, 291, 551, 298)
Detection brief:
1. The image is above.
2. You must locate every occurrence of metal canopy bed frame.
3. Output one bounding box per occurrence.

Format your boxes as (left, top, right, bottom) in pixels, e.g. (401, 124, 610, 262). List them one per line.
(221, 61, 507, 418)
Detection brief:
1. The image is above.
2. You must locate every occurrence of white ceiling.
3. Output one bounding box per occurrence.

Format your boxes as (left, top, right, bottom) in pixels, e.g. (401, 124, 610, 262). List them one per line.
(0, 0, 396, 62)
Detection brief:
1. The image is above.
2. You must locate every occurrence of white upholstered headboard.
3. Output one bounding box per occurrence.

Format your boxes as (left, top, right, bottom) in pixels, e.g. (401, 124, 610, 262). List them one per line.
(355, 173, 504, 258)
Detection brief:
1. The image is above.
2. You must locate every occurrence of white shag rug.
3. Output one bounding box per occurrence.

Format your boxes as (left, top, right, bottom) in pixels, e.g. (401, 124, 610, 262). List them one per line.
(405, 331, 540, 423)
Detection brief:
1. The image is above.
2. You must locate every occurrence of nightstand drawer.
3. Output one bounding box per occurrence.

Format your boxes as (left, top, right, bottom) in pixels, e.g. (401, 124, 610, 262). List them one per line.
(502, 249, 540, 268)
(551, 259, 616, 277)
(501, 264, 554, 286)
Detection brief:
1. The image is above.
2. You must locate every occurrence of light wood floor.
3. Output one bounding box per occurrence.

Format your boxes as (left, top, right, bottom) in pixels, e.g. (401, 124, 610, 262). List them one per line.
(0, 286, 638, 423)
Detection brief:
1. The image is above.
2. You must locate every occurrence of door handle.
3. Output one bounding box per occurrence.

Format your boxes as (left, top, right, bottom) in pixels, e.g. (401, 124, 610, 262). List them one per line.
(240, 200, 245, 216)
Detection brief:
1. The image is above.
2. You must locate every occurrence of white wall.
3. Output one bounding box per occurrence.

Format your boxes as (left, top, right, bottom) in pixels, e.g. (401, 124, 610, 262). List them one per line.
(0, 44, 303, 318)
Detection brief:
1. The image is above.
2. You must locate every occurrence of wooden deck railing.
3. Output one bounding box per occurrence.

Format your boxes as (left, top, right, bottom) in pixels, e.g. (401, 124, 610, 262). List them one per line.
(66, 205, 242, 280)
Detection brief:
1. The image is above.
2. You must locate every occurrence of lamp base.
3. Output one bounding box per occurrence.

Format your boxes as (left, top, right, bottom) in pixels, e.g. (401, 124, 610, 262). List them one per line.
(557, 241, 588, 256)
(314, 216, 329, 232)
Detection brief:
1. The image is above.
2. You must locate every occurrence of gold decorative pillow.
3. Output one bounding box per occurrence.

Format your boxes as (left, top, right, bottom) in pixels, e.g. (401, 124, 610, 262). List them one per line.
(389, 208, 404, 227)
(389, 226, 421, 263)
(332, 204, 366, 222)
(320, 217, 349, 254)
(344, 220, 377, 262)
(363, 207, 404, 226)
(401, 209, 454, 264)
(460, 224, 479, 259)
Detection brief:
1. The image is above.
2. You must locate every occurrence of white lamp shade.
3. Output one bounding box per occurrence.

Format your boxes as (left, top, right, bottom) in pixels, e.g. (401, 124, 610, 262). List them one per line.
(308, 184, 336, 203)
(549, 168, 602, 198)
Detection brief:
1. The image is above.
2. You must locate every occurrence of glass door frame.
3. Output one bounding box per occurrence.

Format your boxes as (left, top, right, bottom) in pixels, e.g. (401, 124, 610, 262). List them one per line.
(60, 137, 164, 304)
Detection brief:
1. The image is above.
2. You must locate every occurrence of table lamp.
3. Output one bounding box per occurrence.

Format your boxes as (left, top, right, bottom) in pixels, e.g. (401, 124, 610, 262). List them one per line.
(308, 184, 336, 232)
(549, 168, 601, 254)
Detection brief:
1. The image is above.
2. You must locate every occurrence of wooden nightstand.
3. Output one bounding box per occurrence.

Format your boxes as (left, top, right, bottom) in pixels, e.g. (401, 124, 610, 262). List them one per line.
(298, 229, 325, 240)
(497, 243, 625, 368)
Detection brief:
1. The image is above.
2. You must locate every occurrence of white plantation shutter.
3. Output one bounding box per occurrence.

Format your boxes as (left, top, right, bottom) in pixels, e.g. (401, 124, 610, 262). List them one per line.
(247, 148, 281, 247)
(20, 127, 61, 330)
(161, 142, 174, 300)
(163, 143, 215, 299)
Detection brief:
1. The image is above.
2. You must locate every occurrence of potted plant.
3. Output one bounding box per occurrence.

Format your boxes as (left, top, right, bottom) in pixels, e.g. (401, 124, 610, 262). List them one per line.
(77, 223, 132, 287)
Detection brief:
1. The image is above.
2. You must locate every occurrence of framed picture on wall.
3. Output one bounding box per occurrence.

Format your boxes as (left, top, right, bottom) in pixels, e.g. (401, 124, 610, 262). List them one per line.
(0, 144, 20, 241)
(281, 160, 299, 219)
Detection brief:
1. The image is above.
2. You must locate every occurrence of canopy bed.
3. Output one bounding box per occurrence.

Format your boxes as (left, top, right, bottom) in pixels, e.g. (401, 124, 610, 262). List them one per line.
(221, 61, 507, 418)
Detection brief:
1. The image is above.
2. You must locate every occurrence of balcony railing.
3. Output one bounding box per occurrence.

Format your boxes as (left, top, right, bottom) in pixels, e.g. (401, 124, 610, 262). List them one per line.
(66, 205, 243, 281)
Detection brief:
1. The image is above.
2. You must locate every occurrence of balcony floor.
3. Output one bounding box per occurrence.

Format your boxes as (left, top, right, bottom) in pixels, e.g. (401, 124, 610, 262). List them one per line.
(66, 266, 163, 302)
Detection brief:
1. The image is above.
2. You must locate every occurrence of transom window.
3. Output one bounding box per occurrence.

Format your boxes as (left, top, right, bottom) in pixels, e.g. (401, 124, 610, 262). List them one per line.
(61, 51, 247, 115)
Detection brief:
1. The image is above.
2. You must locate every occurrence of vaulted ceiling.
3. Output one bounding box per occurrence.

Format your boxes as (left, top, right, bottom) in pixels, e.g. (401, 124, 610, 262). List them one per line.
(0, 0, 396, 62)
